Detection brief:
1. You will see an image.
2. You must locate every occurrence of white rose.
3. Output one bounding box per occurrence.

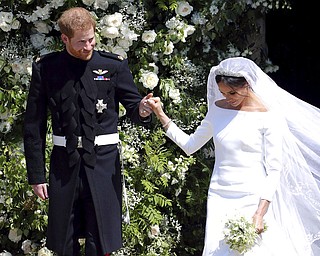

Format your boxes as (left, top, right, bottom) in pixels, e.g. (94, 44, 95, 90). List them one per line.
(149, 63, 159, 74)
(175, 1, 193, 17)
(0, 251, 12, 256)
(0, 23, 11, 32)
(110, 46, 127, 59)
(126, 5, 137, 15)
(21, 240, 33, 254)
(0, 12, 13, 23)
(165, 17, 181, 29)
(11, 19, 20, 30)
(82, 0, 95, 6)
(169, 88, 182, 104)
(37, 247, 53, 256)
(30, 33, 46, 49)
(191, 12, 207, 25)
(11, 60, 24, 74)
(49, 0, 65, 8)
(33, 5, 50, 20)
(100, 26, 119, 39)
(94, 0, 109, 10)
(139, 71, 159, 90)
(120, 25, 138, 41)
(104, 12, 122, 27)
(185, 24, 195, 36)
(22, 59, 32, 75)
(8, 228, 22, 243)
(34, 21, 51, 34)
(117, 38, 132, 49)
(151, 225, 160, 235)
(141, 30, 157, 44)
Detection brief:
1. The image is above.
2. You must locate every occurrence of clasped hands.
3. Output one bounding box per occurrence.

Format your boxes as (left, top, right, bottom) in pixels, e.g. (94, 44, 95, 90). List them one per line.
(139, 93, 163, 118)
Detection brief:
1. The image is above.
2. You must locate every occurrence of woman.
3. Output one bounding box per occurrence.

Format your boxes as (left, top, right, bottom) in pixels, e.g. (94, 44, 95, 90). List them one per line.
(147, 57, 320, 255)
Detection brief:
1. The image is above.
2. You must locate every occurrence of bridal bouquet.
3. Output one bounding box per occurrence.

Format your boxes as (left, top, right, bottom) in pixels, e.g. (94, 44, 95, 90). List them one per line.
(223, 216, 267, 254)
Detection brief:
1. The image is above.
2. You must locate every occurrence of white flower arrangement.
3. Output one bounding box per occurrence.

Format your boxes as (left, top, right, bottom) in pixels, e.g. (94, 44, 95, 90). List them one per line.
(223, 216, 267, 254)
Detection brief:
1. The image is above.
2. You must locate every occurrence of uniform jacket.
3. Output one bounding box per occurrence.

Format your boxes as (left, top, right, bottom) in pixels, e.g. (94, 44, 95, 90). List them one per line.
(23, 50, 151, 254)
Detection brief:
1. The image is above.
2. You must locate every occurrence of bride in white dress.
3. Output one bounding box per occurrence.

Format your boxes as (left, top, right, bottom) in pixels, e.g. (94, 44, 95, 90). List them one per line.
(145, 57, 320, 255)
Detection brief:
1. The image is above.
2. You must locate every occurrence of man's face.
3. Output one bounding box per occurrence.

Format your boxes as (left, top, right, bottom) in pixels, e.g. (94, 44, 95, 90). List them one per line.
(62, 27, 96, 61)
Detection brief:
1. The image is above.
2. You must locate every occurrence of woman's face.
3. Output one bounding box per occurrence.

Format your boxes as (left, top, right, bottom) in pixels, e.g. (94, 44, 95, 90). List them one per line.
(218, 82, 249, 108)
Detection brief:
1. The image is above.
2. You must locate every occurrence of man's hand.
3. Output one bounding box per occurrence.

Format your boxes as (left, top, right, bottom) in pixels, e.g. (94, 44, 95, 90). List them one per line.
(139, 93, 154, 118)
(32, 183, 49, 200)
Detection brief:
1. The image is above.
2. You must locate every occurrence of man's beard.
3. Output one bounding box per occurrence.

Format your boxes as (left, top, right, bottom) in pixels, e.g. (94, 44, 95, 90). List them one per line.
(67, 44, 93, 61)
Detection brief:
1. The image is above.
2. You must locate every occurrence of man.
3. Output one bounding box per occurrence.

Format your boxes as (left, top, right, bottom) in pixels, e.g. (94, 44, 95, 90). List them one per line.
(24, 7, 153, 256)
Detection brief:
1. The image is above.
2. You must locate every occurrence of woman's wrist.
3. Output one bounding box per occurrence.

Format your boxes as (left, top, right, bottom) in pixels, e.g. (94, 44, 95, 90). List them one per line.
(162, 119, 172, 128)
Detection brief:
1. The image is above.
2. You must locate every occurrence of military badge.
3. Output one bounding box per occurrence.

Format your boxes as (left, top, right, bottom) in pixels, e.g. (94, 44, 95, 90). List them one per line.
(96, 99, 107, 113)
(93, 69, 110, 80)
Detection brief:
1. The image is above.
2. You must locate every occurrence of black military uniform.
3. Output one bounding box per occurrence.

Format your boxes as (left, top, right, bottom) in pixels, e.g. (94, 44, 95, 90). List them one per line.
(24, 50, 151, 255)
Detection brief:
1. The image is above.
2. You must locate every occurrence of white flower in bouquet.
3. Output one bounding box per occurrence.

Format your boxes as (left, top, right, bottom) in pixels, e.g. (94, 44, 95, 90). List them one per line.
(223, 216, 267, 254)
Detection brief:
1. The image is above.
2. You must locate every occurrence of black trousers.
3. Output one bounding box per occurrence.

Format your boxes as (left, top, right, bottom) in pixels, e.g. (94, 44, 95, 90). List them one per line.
(63, 166, 103, 256)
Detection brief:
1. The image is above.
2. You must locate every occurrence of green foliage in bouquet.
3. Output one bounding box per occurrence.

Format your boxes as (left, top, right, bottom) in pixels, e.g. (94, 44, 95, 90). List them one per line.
(224, 216, 268, 254)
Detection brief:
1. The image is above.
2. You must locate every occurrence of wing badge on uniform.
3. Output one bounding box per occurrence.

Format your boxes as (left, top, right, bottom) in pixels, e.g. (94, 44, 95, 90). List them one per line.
(93, 69, 110, 80)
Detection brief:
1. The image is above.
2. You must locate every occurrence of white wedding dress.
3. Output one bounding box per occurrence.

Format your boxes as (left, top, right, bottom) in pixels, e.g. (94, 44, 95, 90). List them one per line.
(166, 103, 313, 256)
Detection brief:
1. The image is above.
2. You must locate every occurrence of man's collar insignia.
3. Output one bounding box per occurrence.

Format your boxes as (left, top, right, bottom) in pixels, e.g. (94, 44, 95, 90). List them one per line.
(96, 99, 107, 113)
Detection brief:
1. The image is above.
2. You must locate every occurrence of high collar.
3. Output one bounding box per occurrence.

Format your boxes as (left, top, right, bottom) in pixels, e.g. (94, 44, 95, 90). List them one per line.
(62, 49, 94, 65)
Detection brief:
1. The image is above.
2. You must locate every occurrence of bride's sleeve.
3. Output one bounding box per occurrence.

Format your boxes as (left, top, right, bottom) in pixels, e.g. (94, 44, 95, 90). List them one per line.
(260, 114, 285, 201)
(165, 114, 213, 156)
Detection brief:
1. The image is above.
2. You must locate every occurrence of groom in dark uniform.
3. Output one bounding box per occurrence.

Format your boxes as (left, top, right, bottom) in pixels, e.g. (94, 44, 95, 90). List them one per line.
(23, 7, 153, 256)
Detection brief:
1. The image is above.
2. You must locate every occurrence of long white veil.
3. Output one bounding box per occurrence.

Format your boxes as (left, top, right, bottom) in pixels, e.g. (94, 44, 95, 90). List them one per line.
(207, 57, 320, 255)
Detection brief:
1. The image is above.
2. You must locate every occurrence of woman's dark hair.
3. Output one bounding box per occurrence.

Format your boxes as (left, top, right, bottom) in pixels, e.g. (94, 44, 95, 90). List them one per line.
(215, 75, 247, 88)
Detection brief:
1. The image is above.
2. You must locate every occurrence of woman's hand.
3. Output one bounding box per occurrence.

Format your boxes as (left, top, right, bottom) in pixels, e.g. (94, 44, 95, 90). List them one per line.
(147, 97, 172, 130)
(147, 97, 163, 116)
(252, 199, 270, 234)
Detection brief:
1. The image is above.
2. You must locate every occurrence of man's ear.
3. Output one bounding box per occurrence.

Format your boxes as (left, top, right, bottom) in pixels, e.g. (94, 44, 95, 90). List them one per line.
(61, 34, 69, 44)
